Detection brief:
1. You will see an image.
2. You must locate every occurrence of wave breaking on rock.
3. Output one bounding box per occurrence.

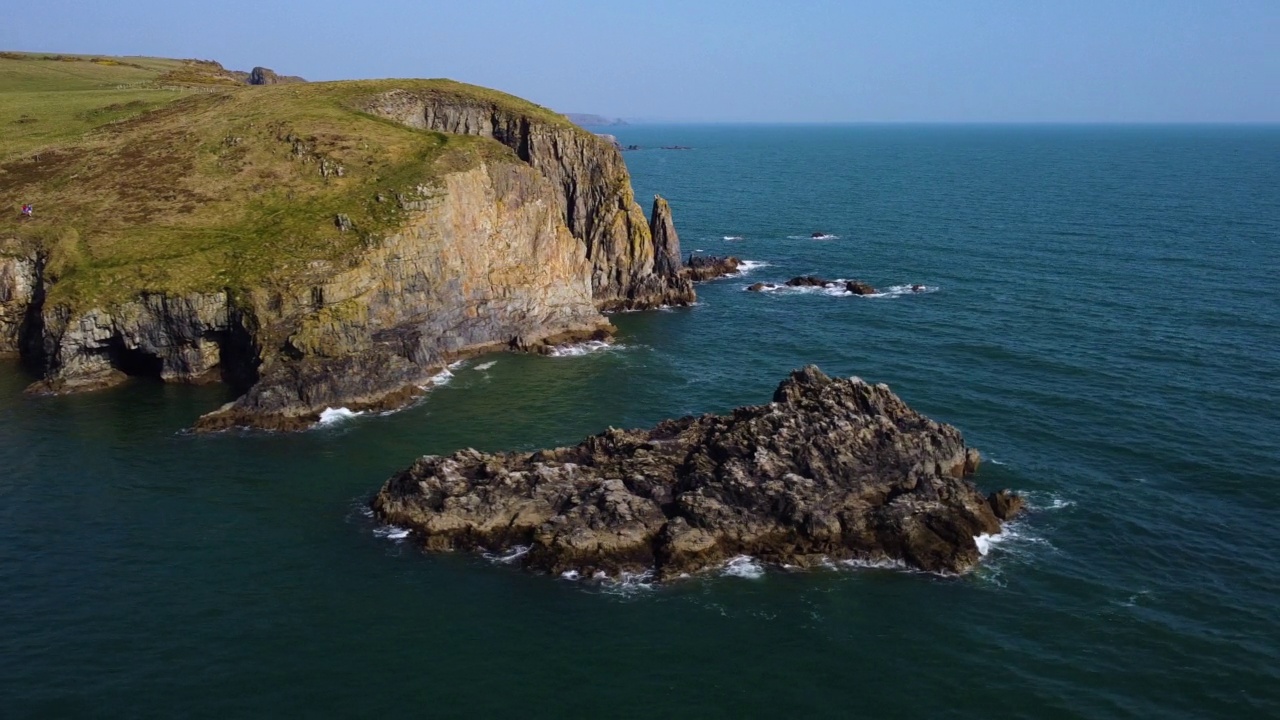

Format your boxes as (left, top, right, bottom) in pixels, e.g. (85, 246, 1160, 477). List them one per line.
(372, 365, 1022, 581)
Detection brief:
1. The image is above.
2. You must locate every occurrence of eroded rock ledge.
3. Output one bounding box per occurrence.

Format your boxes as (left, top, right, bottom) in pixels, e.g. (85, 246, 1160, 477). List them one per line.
(372, 366, 1023, 580)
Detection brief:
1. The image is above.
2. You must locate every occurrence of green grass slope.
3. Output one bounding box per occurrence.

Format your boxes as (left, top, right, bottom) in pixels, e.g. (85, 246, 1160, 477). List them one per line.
(0, 53, 572, 310)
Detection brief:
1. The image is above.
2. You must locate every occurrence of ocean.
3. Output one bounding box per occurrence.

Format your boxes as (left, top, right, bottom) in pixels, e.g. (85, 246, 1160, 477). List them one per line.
(2, 124, 1277, 718)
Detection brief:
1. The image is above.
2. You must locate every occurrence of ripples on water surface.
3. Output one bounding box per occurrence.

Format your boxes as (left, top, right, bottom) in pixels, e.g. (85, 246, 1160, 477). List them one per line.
(2, 125, 1278, 717)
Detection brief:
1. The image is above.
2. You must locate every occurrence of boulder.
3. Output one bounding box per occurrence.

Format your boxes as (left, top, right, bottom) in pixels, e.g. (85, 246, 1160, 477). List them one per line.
(746, 282, 775, 292)
(373, 366, 1022, 580)
(845, 280, 877, 295)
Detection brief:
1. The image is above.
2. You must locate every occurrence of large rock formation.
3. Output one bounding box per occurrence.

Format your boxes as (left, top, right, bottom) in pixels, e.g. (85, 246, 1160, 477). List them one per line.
(359, 88, 694, 311)
(195, 163, 608, 430)
(4, 77, 705, 430)
(373, 366, 1023, 580)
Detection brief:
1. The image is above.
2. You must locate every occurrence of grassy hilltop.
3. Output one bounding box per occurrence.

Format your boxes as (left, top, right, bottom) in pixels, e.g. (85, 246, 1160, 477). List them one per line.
(0, 52, 570, 309)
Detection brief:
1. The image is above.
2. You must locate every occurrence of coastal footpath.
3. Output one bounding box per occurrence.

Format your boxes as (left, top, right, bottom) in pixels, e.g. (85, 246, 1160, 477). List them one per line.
(373, 366, 1023, 580)
(0, 55, 728, 430)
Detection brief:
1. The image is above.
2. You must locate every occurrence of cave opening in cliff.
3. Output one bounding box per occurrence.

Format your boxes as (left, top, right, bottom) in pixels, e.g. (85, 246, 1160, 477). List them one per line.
(106, 338, 164, 380)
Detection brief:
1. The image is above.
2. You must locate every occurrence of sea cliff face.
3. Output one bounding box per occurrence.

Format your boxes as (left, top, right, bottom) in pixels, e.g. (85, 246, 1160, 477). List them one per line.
(0, 254, 38, 355)
(359, 89, 695, 310)
(5, 80, 699, 429)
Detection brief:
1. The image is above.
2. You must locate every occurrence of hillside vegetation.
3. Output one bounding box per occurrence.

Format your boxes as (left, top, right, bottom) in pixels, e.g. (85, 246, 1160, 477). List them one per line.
(0, 52, 570, 309)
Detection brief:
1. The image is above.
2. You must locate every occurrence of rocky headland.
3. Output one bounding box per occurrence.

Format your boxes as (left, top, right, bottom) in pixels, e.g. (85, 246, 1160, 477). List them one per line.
(0, 56, 728, 431)
(372, 366, 1023, 581)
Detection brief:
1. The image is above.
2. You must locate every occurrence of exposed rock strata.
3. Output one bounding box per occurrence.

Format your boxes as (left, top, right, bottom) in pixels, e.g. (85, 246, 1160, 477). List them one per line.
(373, 366, 1023, 580)
(359, 90, 693, 310)
(0, 253, 38, 355)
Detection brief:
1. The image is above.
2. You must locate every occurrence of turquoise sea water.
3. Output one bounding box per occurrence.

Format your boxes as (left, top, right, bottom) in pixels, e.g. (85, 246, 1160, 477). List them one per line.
(2, 125, 1278, 718)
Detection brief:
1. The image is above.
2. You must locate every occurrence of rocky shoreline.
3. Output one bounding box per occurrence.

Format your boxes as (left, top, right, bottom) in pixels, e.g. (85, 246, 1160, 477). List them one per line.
(372, 366, 1023, 581)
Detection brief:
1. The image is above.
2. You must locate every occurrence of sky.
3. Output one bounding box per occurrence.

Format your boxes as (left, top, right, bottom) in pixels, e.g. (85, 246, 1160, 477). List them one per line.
(4, 0, 1279, 123)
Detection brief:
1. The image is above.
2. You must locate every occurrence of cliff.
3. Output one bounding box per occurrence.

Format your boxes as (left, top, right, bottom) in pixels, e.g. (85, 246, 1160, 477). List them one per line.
(358, 86, 694, 310)
(0, 56, 697, 429)
(373, 366, 1024, 580)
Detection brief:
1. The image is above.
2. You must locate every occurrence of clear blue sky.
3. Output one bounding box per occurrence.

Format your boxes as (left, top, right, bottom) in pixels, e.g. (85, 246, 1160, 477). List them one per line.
(5, 0, 1278, 122)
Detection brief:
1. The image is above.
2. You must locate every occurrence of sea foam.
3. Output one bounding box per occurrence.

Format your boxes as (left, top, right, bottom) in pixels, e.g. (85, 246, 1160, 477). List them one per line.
(318, 407, 363, 425)
(547, 340, 617, 357)
(734, 259, 770, 275)
(721, 555, 766, 579)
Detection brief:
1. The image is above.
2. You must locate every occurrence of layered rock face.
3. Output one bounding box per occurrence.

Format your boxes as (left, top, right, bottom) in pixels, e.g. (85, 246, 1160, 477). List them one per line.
(373, 366, 1023, 580)
(19, 161, 612, 429)
(196, 162, 607, 430)
(360, 89, 694, 310)
(0, 254, 38, 354)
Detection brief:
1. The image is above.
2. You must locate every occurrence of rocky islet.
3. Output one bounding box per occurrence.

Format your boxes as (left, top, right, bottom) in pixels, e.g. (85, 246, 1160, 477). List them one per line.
(373, 366, 1023, 581)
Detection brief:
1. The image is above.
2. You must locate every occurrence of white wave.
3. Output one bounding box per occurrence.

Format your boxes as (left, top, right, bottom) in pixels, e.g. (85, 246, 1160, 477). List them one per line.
(974, 532, 1006, 556)
(318, 407, 363, 425)
(1021, 491, 1076, 511)
(723, 235, 744, 241)
(473, 360, 497, 371)
(599, 569, 658, 595)
(861, 284, 938, 299)
(483, 545, 530, 564)
(373, 525, 410, 541)
(733, 259, 770, 275)
(560, 570, 581, 581)
(547, 340, 617, 357)
(975, 521, 1055, 561)
(416, 361, 464, 390)
(842, 557, 911, 571)
(721, 555, 765, 579)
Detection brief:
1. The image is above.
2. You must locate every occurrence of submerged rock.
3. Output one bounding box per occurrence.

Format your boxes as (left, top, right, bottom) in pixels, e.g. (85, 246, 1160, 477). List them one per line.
(785, 275, 835, 288)
(373, 366, 1022, 580)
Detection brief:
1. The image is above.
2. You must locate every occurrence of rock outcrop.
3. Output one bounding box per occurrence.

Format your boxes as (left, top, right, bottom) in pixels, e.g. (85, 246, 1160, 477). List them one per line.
(359, 89, 694, 311)
(247, 67, 305, 85)
(745, 276, 878, 295)
(373, 366, 1023, 580)
(0, 253, 38, 355)
(684, 254, 741, 282)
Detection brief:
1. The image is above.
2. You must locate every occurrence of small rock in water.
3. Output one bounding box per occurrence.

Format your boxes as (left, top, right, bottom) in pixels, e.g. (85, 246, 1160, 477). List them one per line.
(785, 275, 832, 288)
(684, 254, 741, 281)
(846, 280, 877, 295)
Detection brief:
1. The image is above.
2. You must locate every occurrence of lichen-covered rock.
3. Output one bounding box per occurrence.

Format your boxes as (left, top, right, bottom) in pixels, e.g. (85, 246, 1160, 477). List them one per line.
(373, 366, 1023, 580)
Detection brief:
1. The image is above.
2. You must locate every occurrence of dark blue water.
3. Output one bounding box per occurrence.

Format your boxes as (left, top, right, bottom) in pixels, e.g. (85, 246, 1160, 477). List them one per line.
(2, 125, 1278, 718)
